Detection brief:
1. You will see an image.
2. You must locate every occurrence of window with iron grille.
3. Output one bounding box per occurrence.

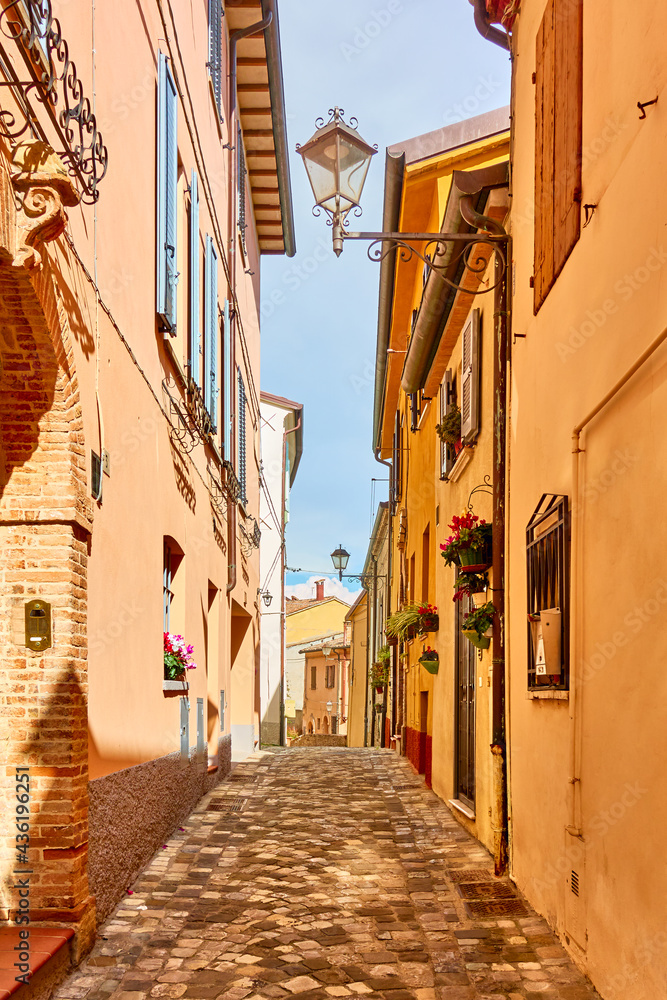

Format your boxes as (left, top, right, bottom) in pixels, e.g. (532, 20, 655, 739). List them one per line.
(237, 123, 247, 256)
(163, 541, 174, 632)
(208, 0, 224, 120)
(237, 368, 247, 505)
(310, 665, 317, 690)
(526, 494, 570, 690)
(325, 664, 335, 688)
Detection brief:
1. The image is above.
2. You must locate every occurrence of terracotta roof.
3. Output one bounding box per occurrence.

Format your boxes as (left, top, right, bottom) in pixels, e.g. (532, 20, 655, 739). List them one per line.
(298, 631, 349, 654)
(285, 595, 349, 615)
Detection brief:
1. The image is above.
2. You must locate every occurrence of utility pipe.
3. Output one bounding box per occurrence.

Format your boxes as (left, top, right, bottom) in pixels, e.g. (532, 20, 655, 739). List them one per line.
(569, 322, 667, 835)
(280, 416, 301, 743)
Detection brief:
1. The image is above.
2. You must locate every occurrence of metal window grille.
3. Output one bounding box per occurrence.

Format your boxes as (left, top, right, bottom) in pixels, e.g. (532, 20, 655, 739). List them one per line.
(208, 0, 224, 120)
(237, 369, 247, 505)
(526, 494, 570, 690)
(163, 543, 173, 632)
(237, 123, 247, 256)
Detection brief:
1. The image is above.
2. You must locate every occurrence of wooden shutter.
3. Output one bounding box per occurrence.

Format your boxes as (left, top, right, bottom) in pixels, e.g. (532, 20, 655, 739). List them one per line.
(204, 235, 218, 428)
(460, 311, 481, 445)
(237, 368, 247, 504)
(157, 52, 178, 333)
(189, 170, 200, 385)
(534, 0, 583, 311)
(208, 0, 223, 119)
(441, 369, 457, 479)
(223, 299, 232, 459)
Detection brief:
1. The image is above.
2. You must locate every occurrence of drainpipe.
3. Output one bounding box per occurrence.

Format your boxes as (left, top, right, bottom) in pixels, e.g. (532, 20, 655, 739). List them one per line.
(471, 0, 510, 50)
(226, 13, 272, 597)
(460, 196, 510, 875)
(280, 416, 301, 743)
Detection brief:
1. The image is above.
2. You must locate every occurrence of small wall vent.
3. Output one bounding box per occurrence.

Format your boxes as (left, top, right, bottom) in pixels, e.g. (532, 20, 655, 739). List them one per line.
(571, 870, 580, 897)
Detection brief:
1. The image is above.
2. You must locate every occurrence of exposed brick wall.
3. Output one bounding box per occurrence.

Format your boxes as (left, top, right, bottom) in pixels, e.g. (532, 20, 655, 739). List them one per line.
(0, 242, 94, 950)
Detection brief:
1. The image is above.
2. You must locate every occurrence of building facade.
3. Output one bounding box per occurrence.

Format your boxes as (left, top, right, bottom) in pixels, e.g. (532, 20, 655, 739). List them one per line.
(300, 629, 350, 737)
(0, 0, 294, 965)
(258, 391, 303, 746)
(372, 112, 510, 853)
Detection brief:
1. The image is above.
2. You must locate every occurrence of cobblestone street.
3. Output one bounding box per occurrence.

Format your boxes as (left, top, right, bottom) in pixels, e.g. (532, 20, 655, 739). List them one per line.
(58, 750, 600, 1000)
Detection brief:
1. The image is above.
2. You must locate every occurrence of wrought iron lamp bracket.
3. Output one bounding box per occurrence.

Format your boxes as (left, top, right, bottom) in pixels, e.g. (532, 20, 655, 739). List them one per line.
(467, 475, 493, 513)
(342, 230, 507, 295)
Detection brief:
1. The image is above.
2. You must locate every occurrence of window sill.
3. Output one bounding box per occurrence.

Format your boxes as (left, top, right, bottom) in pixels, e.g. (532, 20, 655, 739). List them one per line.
(449, 798, 476, 821)
(527, 689, 569, 700)
(163, 679, 189, 695)
(445, 446, 475, 483)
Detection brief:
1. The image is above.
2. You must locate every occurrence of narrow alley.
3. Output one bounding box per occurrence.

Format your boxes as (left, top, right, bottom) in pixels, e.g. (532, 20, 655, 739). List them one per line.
(56, 751, 600, 1000)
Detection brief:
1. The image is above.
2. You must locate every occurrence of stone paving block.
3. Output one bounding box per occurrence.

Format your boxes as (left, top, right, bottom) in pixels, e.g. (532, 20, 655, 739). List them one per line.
(55, 751, 601, 1000)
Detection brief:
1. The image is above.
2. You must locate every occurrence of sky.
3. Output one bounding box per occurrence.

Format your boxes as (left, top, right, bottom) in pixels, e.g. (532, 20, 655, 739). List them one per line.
(259, 0, 511, 604)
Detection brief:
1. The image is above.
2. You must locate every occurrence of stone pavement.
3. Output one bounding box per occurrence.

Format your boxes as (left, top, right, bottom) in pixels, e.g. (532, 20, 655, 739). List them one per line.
(56, 749, 601, 1000)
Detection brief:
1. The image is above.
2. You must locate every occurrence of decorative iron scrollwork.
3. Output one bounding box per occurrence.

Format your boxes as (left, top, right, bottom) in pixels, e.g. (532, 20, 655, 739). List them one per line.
(185, 377, 213, 442)
(208, 467, 227, 520)
(162, 378, 196, 454)
(223, 461, 242, 504)
(0, 0, 108, 202)
(365, 235, 507, 295)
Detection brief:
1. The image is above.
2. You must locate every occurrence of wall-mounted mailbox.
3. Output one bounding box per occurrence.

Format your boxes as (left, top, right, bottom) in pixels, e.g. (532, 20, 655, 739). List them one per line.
(25, 600, 52, 652)
(529, 608, 561, 677)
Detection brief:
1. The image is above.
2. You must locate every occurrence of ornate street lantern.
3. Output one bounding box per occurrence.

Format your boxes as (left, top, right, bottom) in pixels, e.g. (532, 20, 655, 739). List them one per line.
(330, 544, 350, 581)
(297, 108, 376, 255)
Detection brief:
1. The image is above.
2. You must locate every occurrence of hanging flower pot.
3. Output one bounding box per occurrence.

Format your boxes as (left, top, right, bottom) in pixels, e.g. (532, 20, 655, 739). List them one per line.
(419, 648, 439, 675)
(441, 514, 491, 570)
(417, 605, 439, 633)
(462, 629, 491, 650)
(375, 684, 385, 694)
(472, 591, 487, 608)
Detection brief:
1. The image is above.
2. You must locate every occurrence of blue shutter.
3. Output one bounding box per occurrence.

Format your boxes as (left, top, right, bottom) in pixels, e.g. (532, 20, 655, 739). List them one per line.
(204, 235, 218, 426)
(189, 170, 200, 386)
(237, 368, 246, 504)
(157, 52, 178, 333)
(208, 0, 223, 120)
(223, 299, 231, 459)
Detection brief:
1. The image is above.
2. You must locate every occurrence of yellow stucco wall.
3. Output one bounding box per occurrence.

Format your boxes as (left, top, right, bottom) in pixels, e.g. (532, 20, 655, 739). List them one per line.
(384, 126, 509, 854)
(346, 594, 368, 747)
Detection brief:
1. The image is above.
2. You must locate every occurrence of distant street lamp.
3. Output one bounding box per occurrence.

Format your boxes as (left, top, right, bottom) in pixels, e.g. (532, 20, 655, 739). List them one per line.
(297, 108, 508, 287)
(326, 701, 333, 713)
(330, 544, 350, 581)
(262, 592, 273, 607)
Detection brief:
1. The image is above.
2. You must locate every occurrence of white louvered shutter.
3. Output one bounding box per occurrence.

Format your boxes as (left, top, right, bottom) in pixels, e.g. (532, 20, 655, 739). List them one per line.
(157, 53, 178, 333)
(189, 170, 200, 385)
(460, 310, 481, 444)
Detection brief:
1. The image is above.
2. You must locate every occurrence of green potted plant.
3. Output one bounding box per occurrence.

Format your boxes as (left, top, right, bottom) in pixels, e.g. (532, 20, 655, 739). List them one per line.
(418, 646, 439, 675)
(386, 603, 439, 642)
(371, 661, 390, 692)
(461, 602, 495, 650)
(452, 571, 488, 606)
(377, 644, 391, 664)
(436, 405, 462, 454)
(440, 511, 492, 572)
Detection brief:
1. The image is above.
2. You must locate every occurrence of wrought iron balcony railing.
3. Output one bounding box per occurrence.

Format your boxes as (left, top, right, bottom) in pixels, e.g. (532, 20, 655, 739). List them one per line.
(0, 0, 108, 202)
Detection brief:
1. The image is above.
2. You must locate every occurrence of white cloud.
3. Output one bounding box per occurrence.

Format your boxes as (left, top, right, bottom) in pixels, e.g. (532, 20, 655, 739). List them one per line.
(285, 575, 360, 605)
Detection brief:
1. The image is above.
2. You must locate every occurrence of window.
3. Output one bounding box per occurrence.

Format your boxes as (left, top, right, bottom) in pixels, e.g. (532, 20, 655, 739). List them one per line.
(189, 170, 200, 386)
(157, 52, 178, 333)
(204, 235, 219, 428)
(208, 0, 224, 120)
(422, 525, 430, 604)
(391, 411, 402, 507)
(409, 391, 421, 432)
(223, 299, 232, 459)
(526, 494, 570, 690)
(461, 310, 481, 444)
(440, 370, 457, 479)
(310, 665, 317, 690)
(534, 0, 583, 311)
(237, 368, 247, 504)
(325, 664, 335, 689)
(163, 542, 174, 631)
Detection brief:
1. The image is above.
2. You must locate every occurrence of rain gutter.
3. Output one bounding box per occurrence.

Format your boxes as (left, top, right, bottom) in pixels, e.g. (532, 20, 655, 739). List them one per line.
(401, 161, 509, 394)
(372, 150, 406, 454)
(471, 0, 510, 50)
(259, 0, 296, 257)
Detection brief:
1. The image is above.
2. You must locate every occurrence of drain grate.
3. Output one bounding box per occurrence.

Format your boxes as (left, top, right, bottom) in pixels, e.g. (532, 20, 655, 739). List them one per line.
(206, 797, 247, 812)
(449, 869, 496, 884)
(457, 881, 517, 901)
(230, 773, 256, 783)
(464, 898, 529, 917)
